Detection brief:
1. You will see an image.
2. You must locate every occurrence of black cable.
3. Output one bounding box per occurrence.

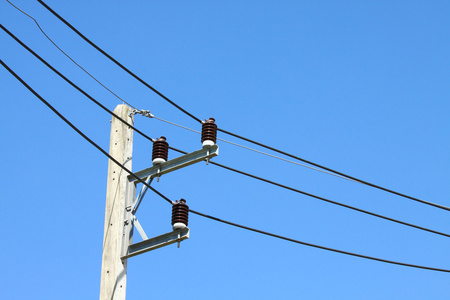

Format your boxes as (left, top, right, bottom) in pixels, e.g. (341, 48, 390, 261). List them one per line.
(4, 25, 449, 239)
(216, 127, 450, 212)
(36, 0, 450, 212)
(0, 25, 154, 144)
(5, 0, 137, 109)
(188, 208, 450, 273)
(36, 0, 201, 124)
(3, 59, 449, 273)
(0, 59, 171, 205)
(169, 146, 450, 239)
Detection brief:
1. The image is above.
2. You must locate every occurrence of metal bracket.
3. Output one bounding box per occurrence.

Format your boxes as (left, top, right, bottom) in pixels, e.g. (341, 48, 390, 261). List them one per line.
(132, 215, 148, 240)
(129, 144, 219, 182)
(131, 176, 153, 214)
(121, 227, 190, 260)
(121, 146, 216, 260)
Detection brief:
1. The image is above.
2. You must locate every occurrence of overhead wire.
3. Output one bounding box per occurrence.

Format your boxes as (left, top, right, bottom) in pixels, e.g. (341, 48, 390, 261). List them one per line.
(4, 2, 355, 183)
(3, 2, 359, 195)
(0, 59, 171, 205)
(5, 0, 138, 110)
(36, 0, 450, 212)
(148, 114, 358, 182)
(188, 209, 450, 273)
(3, 25, 449, 240)
(36, 0, 201, 124)
(2, 59, 449, 273)
(0, 24, 154, 143)
(5, 0, 362, 184)
(174, 146, 450, 239)
(6, 2, 441, 215)
(214, 126, 450, 212)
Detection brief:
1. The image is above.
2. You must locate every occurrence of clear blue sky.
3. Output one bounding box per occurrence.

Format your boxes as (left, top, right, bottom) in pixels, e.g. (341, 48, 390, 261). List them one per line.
(1, 1, 450, 299)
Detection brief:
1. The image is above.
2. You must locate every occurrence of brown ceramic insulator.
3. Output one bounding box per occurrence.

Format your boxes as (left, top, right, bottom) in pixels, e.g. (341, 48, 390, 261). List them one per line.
(152, 136, 169, 161)
(171, 199, 189, 226)
(201, 118, 217, 144)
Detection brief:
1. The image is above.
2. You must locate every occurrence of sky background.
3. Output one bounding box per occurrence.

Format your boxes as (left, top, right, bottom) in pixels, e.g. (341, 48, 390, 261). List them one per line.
(1, 1, 450, 299)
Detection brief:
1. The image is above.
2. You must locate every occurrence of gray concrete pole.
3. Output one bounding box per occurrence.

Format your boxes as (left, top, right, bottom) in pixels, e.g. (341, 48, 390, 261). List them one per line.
(100, 105, 134, 300)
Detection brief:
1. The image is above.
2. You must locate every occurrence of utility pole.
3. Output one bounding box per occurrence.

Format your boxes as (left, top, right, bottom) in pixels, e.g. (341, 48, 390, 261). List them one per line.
(100, 105, 134, 300)
(99, 105, 218, 299)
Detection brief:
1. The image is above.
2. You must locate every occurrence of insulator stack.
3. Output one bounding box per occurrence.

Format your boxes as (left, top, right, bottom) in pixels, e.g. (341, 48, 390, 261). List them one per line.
(201, 117, 217, 147)
(172, 199, 189, 230)
(152, 136, 169, 165)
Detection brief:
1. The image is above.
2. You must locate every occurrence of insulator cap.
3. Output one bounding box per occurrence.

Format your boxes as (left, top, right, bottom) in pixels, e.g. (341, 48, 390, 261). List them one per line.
(172, 199, 189, 230)
(201, 118, 217, 146)
(152, 136, 169, 165)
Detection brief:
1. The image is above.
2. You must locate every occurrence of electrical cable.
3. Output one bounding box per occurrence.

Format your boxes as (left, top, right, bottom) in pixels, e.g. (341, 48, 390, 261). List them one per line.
(0, 59, 171, 206)
(36, 0, 202, 124)
(2, 0, 438, 213)
(5, 0, 137, 110)
(187, 208, 450, 273)
(0, 24, 155, 144)
(4, 25, 449, 240)
(170, 146, 450, 239)
(150, 114, 358, 182)
(36, 0, 450, 212)
(214, 127, 450, 212)
(3, 59, 449, 273)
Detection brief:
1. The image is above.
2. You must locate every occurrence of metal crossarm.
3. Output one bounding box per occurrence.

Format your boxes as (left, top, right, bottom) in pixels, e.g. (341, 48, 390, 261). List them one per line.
(121, 228, 190, 260)
(129, 145, 219, 182)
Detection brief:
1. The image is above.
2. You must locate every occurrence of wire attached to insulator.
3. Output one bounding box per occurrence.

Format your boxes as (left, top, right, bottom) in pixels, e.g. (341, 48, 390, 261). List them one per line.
(172, 199, 189, 248)
(202, 118, 217, 165)
(152, 136, 169, 165)
(172, 199, 189, 230)
(152, 136, 169, 182)
(201, 117, 217, 147)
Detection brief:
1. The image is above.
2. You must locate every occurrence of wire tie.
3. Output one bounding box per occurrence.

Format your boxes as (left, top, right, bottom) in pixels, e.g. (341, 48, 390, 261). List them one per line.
(140, 110, 154, 118)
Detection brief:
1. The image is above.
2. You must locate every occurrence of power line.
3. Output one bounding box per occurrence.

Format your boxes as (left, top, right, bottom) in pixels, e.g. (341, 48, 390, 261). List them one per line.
(5, 0, 137, 110)
(187, 209, 450, 273)
(36, 0, 450, 212)
(0, 59, 170, 206)
(214, 127, 450, 213)
(4, 26, 449, 240)
(3, 59, 449, 273)
(13, 0, 450, 220)
(148, 114, 358, 182)
(5, 23, 449, 240)
(3, 3, 357, 187)
(170, 146, 450, 239)
(0, 24, 155, 144)
(149, 118, 450, 238)
(37, 0, 202, 124)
